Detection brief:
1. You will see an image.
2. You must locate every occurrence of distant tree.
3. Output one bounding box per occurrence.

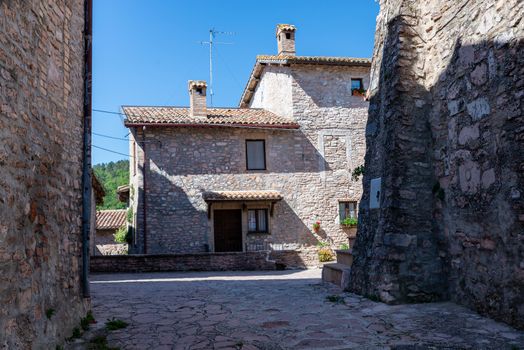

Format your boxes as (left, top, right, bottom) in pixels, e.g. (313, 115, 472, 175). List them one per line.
(93, 160, 129, 210)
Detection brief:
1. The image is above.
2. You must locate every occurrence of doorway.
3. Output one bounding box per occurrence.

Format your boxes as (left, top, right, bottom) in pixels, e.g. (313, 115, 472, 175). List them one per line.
(213, 209, 242, 252)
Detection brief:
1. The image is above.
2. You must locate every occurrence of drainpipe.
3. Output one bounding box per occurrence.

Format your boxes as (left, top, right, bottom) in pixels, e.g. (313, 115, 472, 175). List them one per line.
(142, 127, 148, 254)
(81, 0, 93, 298)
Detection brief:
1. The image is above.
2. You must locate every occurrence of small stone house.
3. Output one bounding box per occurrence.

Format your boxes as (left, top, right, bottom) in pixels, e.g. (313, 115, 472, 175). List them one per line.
(124, 24, 370, 264)
(94, 209, 128, 255)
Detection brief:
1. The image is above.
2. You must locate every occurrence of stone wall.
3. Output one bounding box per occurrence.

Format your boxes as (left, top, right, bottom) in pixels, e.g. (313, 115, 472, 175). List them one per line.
(350, 0, 524, 329)
(92, 229, 128, 256)
(91, 252, 277, 273)
(0, 1, 89, 348)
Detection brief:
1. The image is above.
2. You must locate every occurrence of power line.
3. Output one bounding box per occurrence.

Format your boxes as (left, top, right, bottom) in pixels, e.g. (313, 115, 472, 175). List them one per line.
(92, 108, 125, 118)
(93, 145, 132, 158)
(93, 132, 128, 141)
(214, 46, 244, 90)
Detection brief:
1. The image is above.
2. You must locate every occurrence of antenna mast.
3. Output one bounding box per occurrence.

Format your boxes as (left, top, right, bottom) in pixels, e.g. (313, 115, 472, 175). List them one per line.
(200, 29, 233, 106)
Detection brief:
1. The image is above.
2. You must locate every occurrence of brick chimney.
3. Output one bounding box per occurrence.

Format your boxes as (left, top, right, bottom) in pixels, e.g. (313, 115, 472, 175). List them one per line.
(188, 80, 207, 117)
(276, 24, 296, 56)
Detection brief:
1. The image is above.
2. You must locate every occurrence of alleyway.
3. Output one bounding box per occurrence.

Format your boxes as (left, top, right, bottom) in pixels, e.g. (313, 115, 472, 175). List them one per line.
(91, 270, 524, 349)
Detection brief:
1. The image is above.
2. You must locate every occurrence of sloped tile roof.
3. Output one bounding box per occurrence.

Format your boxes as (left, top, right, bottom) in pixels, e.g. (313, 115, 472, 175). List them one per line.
(96, 209, 127, 230)
(203, 190, 283, 201)
(256, 55, 371, 66)
(122, 106, 299, 129)
(239, 55, 371, 108)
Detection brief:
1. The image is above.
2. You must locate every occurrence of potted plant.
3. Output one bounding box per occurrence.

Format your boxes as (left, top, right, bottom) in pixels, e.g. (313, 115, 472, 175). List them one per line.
(317, 242, 334, 262)
(341, 217, 358, 228)
(351, 88, 367, 97)
(312, 220, 321, 233)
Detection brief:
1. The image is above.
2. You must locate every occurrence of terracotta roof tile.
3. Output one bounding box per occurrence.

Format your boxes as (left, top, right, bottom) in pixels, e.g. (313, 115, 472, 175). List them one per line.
(122, 107, 299, 129)
(256, 55, 371, 66)
(203, 190, 283, 201)
(96, 209, 127, 230)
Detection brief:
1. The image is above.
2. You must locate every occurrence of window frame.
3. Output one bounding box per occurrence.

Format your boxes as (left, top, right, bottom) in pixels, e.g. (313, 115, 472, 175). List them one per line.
(247, 208, 269, 234)
(351, 78, 364, 91)
(245, 139, 267, 171)
(339, 201, 358, 221)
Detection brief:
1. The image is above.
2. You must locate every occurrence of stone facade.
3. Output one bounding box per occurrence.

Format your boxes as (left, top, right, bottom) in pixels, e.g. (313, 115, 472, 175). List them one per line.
(0, 0, 90, 348)
(350, 0, 524, 329)
(127, 26, 370, 266)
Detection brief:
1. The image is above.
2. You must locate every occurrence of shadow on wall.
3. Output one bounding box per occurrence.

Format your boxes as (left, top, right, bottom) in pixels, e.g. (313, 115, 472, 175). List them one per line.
(134, 167, 321, 268)
(144, 168, 208, 254)
(351, 13, 523, 329)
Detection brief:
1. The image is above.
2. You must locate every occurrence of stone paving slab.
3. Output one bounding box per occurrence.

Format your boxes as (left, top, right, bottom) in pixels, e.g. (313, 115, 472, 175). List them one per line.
(90, 269, 524, 349)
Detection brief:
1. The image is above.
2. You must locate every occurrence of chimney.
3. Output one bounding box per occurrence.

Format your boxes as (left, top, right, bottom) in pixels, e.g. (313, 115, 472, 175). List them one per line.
(276, 24, 296, 56)
(188, 80, 207, 117)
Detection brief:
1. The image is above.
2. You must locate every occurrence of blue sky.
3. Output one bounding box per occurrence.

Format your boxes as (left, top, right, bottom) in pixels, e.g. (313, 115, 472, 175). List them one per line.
(92, 0, 380, 164)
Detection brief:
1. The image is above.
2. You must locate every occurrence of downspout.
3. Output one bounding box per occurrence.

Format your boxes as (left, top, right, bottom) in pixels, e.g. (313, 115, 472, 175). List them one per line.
(142, 127, 148, 253)
(81, 0, 93, 298)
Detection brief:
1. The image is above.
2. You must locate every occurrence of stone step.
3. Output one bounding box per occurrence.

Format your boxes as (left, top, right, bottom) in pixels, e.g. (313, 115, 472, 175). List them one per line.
(322, 263, 351, 290)
(335, 249, 353, 266)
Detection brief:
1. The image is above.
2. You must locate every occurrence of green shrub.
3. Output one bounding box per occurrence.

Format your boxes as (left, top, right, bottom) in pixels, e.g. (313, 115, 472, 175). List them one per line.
(46, 308, 55, 319)
(326, 295, 345, 304)
(318, 247, 335, 262)
(339, 243, 350, 250)
(316, 241, 329, 248)
(341, 217, 358, 227)
(351, 165, 365, 181)
(70, 327, 81, 339)
(88, 335, 120, 350)
(80, 311, 95, 331)
(126, 207, 133, 223)
(105, 318, 128, 331)
(113, 226, 131, 244)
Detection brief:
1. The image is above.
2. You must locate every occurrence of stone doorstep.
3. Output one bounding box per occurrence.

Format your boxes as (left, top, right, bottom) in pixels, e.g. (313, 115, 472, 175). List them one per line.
(322, 263, 352, 290)
(335, 249, 354, 266)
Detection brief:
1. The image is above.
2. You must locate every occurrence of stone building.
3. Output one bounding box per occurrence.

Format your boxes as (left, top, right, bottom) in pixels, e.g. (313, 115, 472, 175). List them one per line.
(124, 24, 370, 264)
(0, 0, 91, 348)
(93, 209, 128, 256)
(350, 0, 524, 329)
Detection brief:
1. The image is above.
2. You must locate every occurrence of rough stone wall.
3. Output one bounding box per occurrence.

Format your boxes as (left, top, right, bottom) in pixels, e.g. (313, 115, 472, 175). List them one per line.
(90, 252, 277, 273)
(92, 229, 128, 256)
(128, 64, 368, 260)
(0, 0, 89, 348)
(350, 0, 524, 329)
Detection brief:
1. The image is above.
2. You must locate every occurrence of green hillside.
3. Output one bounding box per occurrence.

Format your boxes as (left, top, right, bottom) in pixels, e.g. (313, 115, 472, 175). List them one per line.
(93, 160, 129, 210)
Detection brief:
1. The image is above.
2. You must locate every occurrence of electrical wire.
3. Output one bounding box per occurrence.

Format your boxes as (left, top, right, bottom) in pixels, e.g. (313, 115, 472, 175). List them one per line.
(93, 132, 128, 141)
(92, 108, 125, 116)
(93, 145, 132, 158)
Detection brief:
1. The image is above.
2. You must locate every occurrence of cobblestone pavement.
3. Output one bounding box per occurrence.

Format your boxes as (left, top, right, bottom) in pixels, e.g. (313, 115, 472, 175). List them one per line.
(90, 269, 524, 349)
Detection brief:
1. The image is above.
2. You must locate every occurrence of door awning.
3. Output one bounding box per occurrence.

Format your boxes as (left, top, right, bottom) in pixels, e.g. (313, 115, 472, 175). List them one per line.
(202, 190, 283, 202)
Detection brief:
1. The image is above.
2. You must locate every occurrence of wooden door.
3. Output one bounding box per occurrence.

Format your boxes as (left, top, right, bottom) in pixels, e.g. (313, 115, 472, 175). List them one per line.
(214, 209, 242, 252)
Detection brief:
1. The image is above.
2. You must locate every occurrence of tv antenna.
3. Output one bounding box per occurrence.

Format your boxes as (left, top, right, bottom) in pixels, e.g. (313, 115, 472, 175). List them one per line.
(199, 29, 234, 106)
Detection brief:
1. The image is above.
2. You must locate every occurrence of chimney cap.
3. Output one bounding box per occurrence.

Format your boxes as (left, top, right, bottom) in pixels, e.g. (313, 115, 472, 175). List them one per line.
(276, 24, 296, 36)
(188, 80, 207, 91)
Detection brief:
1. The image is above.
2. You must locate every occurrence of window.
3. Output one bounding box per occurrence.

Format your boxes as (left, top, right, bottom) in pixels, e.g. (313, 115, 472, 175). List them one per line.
(285, 33, 291, 39)
(351, 78, 363, 91)
(339, 201, 357, 221)
(248, 209, 268, 233)
(246, 140, 266, 170)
